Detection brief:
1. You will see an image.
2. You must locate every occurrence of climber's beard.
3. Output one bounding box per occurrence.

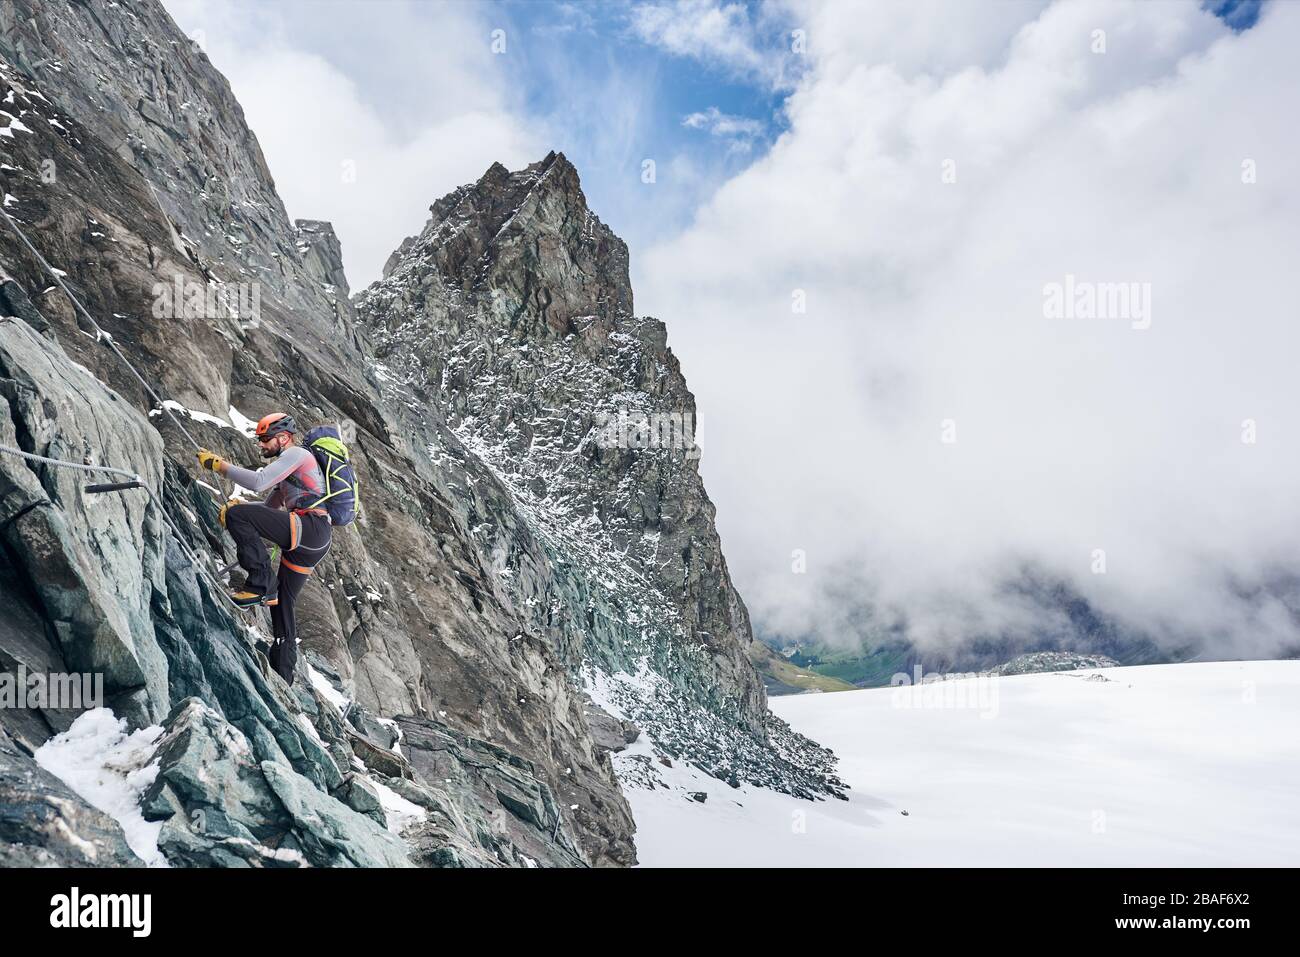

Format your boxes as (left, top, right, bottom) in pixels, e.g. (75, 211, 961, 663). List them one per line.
(259, 439, 281, 460)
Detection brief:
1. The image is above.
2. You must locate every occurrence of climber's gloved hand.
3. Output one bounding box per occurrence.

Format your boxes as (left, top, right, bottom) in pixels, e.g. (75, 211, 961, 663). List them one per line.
(218, 498, 242, 528)
(196, 448, 226, 473)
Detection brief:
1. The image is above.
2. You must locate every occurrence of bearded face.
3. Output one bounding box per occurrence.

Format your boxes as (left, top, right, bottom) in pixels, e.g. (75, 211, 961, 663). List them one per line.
(259, 433, 288, 459)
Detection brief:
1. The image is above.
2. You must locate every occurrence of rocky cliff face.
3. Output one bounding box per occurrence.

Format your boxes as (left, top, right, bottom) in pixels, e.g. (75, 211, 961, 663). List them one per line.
(356, 153, 843, 798)
(0, 0, 841, 869)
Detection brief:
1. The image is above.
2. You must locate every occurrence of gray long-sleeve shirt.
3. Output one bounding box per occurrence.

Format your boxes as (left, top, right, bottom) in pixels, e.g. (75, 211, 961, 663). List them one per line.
(224, 445, 325, 511)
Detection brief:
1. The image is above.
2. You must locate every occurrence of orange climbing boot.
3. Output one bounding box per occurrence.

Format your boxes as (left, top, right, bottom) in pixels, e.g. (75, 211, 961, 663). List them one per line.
(231, 589, 275, 608)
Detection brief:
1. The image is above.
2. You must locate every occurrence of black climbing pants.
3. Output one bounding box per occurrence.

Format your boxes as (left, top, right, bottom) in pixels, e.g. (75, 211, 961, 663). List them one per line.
(225, 503, 331, 683)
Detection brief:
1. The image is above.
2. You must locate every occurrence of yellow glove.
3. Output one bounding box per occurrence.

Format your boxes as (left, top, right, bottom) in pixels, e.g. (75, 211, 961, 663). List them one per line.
(197, 448, 226, 473)
(218, 499, 242, 528)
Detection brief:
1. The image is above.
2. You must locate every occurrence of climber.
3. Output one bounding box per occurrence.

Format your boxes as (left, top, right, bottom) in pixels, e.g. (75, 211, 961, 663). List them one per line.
(196, 413, 330, 684)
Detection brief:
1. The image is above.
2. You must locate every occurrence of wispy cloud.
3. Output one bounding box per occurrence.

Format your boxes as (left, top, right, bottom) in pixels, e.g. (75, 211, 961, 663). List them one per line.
(683, 106, 763, 136)
(682, 106, 765, 152)
(629, 0, 802, 89)
(533, 1, 600, 36)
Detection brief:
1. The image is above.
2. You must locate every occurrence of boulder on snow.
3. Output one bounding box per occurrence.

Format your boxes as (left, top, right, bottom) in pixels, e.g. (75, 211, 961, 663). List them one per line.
(584, 697, 640, 755)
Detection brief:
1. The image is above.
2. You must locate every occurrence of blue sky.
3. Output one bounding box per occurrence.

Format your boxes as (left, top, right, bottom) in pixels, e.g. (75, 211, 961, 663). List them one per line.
(1205, 0, 1264, 31)
(489, 0, 795, 235)
(166, 0, 807, 286)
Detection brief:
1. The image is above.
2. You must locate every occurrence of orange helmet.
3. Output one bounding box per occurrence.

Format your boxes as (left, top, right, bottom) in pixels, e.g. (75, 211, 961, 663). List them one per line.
(255, 412, 297, 439)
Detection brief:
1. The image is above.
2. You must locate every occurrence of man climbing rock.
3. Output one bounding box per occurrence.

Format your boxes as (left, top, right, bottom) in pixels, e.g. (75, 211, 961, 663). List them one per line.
(196, 412, 332, 683)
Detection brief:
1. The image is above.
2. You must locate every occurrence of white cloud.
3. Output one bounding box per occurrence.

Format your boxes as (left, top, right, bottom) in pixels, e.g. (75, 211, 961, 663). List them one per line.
(164, 0, 546, 289)
(630, 0, 800, 88)
(683, 106, 764, 136)
(682, 106, 765, 153)
(637, 0, 1300, 659)
(781, 0, 1054, 80)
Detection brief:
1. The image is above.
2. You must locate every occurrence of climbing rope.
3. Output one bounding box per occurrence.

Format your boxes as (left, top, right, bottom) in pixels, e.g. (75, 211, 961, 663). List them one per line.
(0, 440, 141, 484)
(0, 436, 252, 619)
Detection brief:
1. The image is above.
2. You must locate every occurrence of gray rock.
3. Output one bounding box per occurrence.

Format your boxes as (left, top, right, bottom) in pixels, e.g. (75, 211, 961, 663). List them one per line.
(585, 698, 640, 754)
(260, 760, 411, 868)
(0, 276, 50, 334)
(390, 715, 590, 868)
(140, 697, 407, 867)
(333, 774, 388, 828)
(0, 727, 142, 867)
(346, 726, 413, 781)
(0, 315, 170, 728)
(141, 699, 285, 844)
(993, 651, 1121, 676)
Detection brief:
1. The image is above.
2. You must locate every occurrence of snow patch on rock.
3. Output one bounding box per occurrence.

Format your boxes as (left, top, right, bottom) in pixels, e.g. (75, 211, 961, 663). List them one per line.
(34, 709, 167, 867)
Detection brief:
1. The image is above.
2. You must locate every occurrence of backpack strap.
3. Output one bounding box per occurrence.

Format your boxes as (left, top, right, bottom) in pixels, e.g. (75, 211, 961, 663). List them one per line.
(308, 451, 355, 510)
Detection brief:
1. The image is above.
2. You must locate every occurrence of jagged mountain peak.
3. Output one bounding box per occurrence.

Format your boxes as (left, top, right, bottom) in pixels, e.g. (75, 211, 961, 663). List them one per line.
(377, 153, 632, 326)
(435, 149, 576, 230)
